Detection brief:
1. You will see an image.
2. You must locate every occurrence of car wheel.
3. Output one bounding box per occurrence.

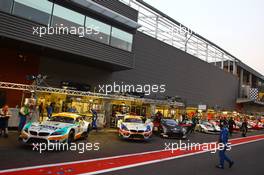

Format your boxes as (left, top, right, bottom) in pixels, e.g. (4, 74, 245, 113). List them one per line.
(159, 128, 165, 138)
(82, 126, 89, 140)
(119, 134, 123, 139)
(67, 130, 75, 144)
(156, 127, 160, 133)
(118, 132, 124, 140)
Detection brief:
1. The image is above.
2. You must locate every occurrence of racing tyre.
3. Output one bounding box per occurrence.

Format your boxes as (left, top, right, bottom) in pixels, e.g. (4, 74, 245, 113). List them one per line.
(159, 128, 165, 138)
(67, 130, 75, 144)
(82, 126, 90, 140)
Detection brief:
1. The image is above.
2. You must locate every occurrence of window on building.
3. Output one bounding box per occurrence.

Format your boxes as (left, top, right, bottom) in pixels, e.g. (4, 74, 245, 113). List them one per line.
(52, 4, 85, 28)
(110, 27, 133, 52)
(12, 0, 53, 25)
(0, 0, 13, 13)
(85, 16, 111, 45)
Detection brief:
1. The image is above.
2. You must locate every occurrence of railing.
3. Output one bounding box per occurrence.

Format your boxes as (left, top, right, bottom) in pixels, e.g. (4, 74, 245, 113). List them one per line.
(119, 0, 237, 74)
(0, 81, 184, 107)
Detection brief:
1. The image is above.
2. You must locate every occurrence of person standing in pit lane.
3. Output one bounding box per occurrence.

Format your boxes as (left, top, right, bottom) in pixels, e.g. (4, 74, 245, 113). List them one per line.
(91, 109, 98, 132)
(38, 102, 44, 122)
(0, 105, 11, 137)
(181, 112, 187, 123)
(46, 102, 54, 119)
(241, 118, 248, 137)
(228, 117, 236, 137)
(220, 115, 228, 128)
(18, 104, 30, 132)
(216, 124, 234, 169)
(190, 112, 198, 134)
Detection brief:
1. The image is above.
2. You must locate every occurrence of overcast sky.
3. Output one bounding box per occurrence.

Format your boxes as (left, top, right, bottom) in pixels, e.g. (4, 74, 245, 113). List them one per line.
(143, 0, 264, 75)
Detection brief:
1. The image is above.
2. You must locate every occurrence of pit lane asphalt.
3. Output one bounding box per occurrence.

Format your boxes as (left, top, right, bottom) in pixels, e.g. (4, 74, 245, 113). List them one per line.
(100, 135, 264, 175)
(0, 129, 264, 172)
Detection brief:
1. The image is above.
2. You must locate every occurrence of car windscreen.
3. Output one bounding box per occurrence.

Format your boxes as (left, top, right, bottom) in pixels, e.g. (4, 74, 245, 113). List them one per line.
(164, 119, 177, 125)
(182, 120, 192, 124)
(124, 118, 143, 123)
(49, 116, 75, 124)
(201, 121, 212, 126)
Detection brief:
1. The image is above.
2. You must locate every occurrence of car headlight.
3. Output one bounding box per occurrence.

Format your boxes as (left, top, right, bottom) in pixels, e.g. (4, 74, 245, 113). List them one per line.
(51, 131, 63, 136)
(51, 129, 67, 136)
(182, 127, 187, 133)
(163, 126, 168, 133)
(121, 124, 129, 131)
(145, 125, 151, 132)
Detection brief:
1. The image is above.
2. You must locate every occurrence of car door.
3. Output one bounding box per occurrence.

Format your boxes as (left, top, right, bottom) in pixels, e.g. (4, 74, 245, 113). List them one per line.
(79, 117, 86, 133)
(75, 117, 82, 134)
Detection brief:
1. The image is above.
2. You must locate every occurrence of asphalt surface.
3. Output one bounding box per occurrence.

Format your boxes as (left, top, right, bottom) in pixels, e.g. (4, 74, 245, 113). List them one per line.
(0, 129, 263, 175)
(100, 140, 264, 175)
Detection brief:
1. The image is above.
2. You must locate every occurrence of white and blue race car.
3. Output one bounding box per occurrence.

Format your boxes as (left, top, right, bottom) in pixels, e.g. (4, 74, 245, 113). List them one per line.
(19, 112, 91, 145)
(117, 115, 153, 140)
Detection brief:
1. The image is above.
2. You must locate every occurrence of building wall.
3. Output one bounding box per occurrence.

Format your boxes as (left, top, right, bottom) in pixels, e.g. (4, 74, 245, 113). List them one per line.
(111, 32, 239, 109)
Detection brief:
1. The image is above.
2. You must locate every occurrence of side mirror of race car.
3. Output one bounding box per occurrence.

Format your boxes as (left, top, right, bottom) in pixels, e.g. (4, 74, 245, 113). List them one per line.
(145, 119, 154, 129)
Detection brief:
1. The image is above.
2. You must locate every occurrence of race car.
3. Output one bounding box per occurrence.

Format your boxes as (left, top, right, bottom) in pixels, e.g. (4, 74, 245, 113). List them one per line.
(209, 120, 219, 127)
(118, 115, 153, 140)
(160, 119, 187, 139)
(19, 112, 91, 145)
(178, 120, 193, 127)
(248, 120, 263, 130)
(196, 121, 220, 133)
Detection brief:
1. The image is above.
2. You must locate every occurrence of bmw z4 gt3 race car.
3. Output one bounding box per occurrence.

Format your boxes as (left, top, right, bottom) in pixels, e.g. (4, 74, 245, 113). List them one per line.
(118, 115, 153, 140)
(19, 113, 91, 145)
